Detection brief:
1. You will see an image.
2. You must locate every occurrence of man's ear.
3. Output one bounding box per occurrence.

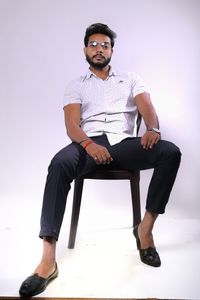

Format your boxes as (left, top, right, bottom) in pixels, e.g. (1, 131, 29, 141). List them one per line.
(83, 47, 87, 55)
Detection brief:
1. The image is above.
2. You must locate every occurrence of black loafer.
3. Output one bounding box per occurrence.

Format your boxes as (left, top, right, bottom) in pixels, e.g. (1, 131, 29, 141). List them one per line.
(19, 263, 58, 297)
(133, 225, 161, 267)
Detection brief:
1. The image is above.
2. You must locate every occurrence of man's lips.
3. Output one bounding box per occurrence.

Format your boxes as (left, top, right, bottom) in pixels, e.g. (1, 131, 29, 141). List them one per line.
(93, 54, 105, 60)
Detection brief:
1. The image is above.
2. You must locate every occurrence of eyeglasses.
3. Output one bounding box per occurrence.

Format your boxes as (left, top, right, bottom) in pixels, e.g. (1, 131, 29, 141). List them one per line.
(88, 41, 111, 50)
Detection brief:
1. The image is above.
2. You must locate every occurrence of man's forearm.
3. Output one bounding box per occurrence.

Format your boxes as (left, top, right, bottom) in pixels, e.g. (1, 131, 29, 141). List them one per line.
(66, 123, 92, 146)
(144, 110, 159, 130)
(135, 93, 159, 130)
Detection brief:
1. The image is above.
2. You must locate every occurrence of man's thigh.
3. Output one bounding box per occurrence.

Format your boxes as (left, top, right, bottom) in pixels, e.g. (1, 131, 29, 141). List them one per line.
(110, 137, 178, 171)
(52, 142, 96, 177)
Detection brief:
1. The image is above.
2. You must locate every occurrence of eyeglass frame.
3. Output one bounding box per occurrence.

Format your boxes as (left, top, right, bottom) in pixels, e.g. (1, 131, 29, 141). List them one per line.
(87, 40, 111, 50)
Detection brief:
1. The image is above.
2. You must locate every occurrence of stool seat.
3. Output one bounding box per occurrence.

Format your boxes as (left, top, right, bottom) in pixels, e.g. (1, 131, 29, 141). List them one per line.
(82, 169, 139, 179)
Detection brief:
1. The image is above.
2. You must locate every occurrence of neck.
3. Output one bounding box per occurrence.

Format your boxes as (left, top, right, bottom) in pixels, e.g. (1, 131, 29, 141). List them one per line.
(90, 65, 110, 80)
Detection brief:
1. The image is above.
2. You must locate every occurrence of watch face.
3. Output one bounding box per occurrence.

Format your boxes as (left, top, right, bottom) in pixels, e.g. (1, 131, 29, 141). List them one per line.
(152, 128, 160, 134)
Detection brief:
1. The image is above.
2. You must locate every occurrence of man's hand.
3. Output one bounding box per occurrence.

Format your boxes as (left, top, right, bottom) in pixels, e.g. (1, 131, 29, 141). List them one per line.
(141, 131, 161, 150)
(85, 142, 113, 164)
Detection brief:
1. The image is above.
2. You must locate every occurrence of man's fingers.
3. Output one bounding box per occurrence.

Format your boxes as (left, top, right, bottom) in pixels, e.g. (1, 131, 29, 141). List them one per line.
(92, 150, 113, 165)
(141, 132, 161, 150)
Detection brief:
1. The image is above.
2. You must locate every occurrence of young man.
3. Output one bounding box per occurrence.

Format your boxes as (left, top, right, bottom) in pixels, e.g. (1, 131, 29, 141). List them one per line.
(19, 23, 181, 297)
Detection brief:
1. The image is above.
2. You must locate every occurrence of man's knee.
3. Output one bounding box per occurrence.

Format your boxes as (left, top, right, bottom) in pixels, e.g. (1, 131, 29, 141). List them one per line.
(48, 145, 79, 177)
(160, 140, 181, 165)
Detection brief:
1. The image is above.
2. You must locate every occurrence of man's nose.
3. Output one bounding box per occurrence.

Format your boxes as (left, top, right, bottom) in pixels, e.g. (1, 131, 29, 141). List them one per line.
(96, 44, 104, 51)
(96, 48, 103, 54)
(96, 51, 103, 55)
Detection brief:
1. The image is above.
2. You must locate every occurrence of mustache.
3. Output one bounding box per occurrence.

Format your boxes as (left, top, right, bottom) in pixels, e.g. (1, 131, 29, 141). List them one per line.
(93, 54, 105, 59)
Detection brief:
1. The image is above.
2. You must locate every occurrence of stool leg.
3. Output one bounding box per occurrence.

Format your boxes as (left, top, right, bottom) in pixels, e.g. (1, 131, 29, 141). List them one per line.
(68, 178, 84, 249)
(130, 172, 141, 228)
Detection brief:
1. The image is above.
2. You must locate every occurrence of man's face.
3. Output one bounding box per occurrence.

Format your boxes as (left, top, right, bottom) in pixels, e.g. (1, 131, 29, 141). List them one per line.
(84, 33, 113, 69)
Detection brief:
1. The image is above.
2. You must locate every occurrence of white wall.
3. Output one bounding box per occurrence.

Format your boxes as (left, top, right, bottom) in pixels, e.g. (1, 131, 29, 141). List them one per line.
(0, 0, 199, 226)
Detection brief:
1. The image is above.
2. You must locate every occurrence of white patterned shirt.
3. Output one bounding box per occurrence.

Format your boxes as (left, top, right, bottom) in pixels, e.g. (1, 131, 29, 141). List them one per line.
(63, 67, 147, 145)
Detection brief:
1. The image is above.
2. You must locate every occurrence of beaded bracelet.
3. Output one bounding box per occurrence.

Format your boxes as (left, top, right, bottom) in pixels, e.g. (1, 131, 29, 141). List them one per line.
(83, 140, 93, 149)
(79, 138, 90, 145)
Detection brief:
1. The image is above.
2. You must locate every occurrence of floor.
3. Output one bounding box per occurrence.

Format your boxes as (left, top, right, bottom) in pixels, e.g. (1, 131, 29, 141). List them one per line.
(1, 179, 200, 299)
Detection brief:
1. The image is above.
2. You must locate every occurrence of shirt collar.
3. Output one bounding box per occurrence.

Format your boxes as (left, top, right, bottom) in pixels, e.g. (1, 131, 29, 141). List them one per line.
(83, 66, 118, 81)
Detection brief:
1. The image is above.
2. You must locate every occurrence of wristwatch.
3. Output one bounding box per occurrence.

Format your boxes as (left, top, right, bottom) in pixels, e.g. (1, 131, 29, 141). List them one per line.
(148, 127, 161, 134)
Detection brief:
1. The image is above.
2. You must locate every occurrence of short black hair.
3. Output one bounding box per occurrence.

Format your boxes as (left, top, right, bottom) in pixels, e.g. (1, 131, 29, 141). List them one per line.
(84, 23, 117, 48)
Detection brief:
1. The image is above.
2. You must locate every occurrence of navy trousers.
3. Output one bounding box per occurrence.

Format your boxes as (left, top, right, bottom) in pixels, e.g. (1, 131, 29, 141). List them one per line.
(39, 135, 181, 240)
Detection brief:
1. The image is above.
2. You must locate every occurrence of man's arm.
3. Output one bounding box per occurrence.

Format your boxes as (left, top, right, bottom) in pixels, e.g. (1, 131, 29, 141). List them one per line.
(135, 92, 161, 149)
(64, 103, 88, 143)
(64, 104, 113, 164)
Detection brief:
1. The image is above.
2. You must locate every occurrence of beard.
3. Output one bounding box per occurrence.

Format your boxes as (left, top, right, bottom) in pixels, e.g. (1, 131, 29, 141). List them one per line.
(86, 54, 111, 70)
